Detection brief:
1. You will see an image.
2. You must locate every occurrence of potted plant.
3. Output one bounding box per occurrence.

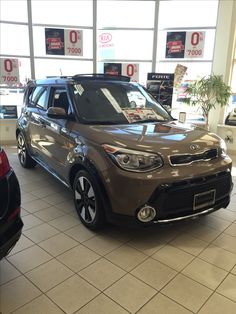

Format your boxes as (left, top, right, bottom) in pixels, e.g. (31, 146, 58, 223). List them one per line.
(182, 74, 232, 128)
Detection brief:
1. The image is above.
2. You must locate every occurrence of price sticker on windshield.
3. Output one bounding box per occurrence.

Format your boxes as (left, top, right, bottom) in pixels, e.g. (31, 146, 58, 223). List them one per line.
(64, 29, 83, 56)
(0, 58, 20, 85)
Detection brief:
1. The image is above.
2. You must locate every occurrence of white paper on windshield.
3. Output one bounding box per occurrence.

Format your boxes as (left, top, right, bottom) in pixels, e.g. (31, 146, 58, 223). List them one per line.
(122, 108, 162, 123)
(75, 84, 84, 95)
(101, 88, 122, 113)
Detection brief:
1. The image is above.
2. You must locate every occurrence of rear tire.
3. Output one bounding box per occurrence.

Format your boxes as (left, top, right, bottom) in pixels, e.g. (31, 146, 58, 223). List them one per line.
(73, 170, 105, 230)
(17, 132, 36, 168)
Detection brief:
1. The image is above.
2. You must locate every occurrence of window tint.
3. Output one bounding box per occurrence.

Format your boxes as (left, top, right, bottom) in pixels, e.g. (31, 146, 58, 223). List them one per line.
(51, 88, 70, 114)
(37, 89, 48, 110)
(73, 82, 171, 124)
(29, 86, 48, 110)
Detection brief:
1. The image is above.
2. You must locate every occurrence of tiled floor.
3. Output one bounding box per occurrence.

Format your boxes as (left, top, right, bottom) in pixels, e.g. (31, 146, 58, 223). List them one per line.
(1, 147, 236, 314)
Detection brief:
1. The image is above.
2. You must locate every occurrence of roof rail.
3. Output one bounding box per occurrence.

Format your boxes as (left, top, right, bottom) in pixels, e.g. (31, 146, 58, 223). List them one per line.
(72, 74, 130, 82)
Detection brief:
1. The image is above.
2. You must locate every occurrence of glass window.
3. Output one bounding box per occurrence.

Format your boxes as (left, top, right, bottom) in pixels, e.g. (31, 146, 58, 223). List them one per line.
(157, 29, 216, 61)
(155, 62, 212, 80)
(34, 59, 93, 78)
(0, 23, 30, 55)
(98, 1, 155, 28)
(98, 30, 153, 60)
(0, 0, 28, 23)
(51, 88, 69, 114)
(31, 0, 93, 26)
(73, 81, 171, 124)
(37, 88, 49, 110)
(33, 27, 93, 58)
(231, 63, 236, 93)
(158, 0, 218, 29)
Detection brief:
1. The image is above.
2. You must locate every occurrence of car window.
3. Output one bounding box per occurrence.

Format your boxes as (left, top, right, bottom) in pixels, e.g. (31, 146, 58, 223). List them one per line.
(50, 88, 70, 114)
(36, 89, 49, 110)
(73, 81, 172, 124)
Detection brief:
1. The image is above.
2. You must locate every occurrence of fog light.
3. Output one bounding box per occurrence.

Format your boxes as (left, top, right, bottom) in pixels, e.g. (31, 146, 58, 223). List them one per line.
(137, 205, 156, 222)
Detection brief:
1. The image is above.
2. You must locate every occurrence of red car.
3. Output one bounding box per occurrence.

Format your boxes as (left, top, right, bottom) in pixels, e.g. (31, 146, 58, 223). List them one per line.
(0, 147, 23, 259)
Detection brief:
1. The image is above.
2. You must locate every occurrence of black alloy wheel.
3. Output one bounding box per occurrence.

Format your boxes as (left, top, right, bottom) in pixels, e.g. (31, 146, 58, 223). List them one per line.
(73, 170, 105, 230)
(17, 132, 36, 168)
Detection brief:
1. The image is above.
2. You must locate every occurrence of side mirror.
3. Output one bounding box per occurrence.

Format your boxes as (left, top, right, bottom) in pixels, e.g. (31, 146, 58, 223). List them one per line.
(179, 111, 186, 123)
(47, 107, 67, 119)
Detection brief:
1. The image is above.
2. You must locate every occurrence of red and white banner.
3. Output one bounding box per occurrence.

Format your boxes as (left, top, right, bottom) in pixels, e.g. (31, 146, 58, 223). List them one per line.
(122, 63, 139, 82)
(0, 58, 20, 85)
(64, 29, 83, 56)
(184, 31, 205, 58)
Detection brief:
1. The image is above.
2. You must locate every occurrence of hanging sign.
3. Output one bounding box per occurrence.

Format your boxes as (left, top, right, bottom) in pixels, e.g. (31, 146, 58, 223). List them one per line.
(122, 63, 139, 82)
(64, 29, 83, 56)
(184, 31, 205, 58)
(45, 28, 83, 56)
(0, 58, 20, 85)
(166, 31, 205, 59)
(104, 63, 139, 82)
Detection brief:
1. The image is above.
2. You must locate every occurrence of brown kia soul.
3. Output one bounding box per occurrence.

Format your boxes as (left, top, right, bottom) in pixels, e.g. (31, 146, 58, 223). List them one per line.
(16, 74, 233, 229)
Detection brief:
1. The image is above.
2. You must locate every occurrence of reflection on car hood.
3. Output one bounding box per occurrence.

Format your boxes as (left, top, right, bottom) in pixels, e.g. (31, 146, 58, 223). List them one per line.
(78, 121, 220, 155)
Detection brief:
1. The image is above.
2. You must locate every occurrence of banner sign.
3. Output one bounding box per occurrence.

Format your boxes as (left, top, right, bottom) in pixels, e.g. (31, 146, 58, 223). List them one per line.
(166, 31, 205, 59)
(104, 63, 139, 82)
(146, 73, 174, 109)
(45, 28, 83, 56)
(174, 64, 188, 88)
(0, 58, 20, 85)
(0, 105, 18, 119)
(122, 64, 139, 82)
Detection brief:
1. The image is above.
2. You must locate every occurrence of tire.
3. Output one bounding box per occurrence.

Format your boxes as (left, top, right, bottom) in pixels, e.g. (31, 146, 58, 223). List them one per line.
(73, 170, 105, 230)
(17, 132, 37, 168)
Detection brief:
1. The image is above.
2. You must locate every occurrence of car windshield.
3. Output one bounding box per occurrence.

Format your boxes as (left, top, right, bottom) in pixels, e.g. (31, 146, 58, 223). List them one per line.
(72, 81, 172, 124)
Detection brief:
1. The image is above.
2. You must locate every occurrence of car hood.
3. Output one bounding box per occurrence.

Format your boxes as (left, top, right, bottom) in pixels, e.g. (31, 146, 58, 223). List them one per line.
(77, 121, 221, 155)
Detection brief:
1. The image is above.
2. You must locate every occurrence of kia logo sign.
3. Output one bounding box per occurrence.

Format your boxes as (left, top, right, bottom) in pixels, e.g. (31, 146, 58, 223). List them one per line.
(99, 33, 112, 43)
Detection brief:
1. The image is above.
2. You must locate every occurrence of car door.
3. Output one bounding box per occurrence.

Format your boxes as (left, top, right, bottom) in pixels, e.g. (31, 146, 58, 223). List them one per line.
(39, 86, 73, 179)
(25, 86, 50, 161)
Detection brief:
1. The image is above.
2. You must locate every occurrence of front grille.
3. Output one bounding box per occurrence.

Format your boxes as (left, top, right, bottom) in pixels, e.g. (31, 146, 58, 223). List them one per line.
(169, 148, 218, 166)
(149, 171, 232, 220)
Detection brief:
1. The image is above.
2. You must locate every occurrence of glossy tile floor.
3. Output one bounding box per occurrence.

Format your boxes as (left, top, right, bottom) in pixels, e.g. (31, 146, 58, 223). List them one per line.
(1, 147, 236, 314)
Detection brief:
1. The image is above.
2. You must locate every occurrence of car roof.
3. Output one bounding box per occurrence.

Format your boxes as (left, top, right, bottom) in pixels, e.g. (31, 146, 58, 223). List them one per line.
(28, 74, 131, 86)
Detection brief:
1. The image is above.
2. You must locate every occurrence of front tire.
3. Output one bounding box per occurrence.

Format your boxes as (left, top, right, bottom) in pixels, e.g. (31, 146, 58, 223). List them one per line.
(17, 132, 36, 168)
(73, 170, 105, 230)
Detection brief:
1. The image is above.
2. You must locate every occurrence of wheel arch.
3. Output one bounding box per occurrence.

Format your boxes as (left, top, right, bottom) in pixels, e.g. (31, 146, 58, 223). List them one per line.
(69, 159, 111, 217)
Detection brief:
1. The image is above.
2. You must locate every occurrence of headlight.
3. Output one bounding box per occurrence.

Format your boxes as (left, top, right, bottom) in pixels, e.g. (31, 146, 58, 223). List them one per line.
(219, 139, 227, 157)
(102, 144, 163, 172)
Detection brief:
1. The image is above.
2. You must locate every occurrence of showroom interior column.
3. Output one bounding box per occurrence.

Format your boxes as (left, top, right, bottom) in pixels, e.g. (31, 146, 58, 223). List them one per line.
(151, 0, 159, 72)
(27, 0, 35, 79)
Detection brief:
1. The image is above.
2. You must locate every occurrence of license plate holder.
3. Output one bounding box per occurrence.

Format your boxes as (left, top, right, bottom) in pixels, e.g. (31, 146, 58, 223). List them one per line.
(193, 189, 216, 211)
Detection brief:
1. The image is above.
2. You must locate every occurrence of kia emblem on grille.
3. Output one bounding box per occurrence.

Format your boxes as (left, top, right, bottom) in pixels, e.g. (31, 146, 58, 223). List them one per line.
(190, 144, 200, 151)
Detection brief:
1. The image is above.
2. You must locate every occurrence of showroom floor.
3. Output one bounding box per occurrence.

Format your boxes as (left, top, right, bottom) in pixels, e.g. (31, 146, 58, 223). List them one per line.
(1, 147, 236, 314)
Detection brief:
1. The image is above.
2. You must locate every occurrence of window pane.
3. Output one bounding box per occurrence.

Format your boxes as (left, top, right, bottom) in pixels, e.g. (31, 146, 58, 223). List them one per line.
(231, 63, 236, 93)
(98, 61, 152, 86)
(155, 62, 212, 80)
(158, 0, 218, 29)
(31, 0, 93, 26)
(33, 27, 93, 58)
(98, 1, 155, 28)
(0, 0, 28, 22)
(0, 23, 29, 55)
(98, 30, 153, 60)
(157, 29, 215, 61)
(34, 59, 93, 78)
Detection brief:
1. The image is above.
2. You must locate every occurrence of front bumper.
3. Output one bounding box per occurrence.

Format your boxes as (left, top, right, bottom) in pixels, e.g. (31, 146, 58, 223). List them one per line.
(106, 170, 233, 226)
